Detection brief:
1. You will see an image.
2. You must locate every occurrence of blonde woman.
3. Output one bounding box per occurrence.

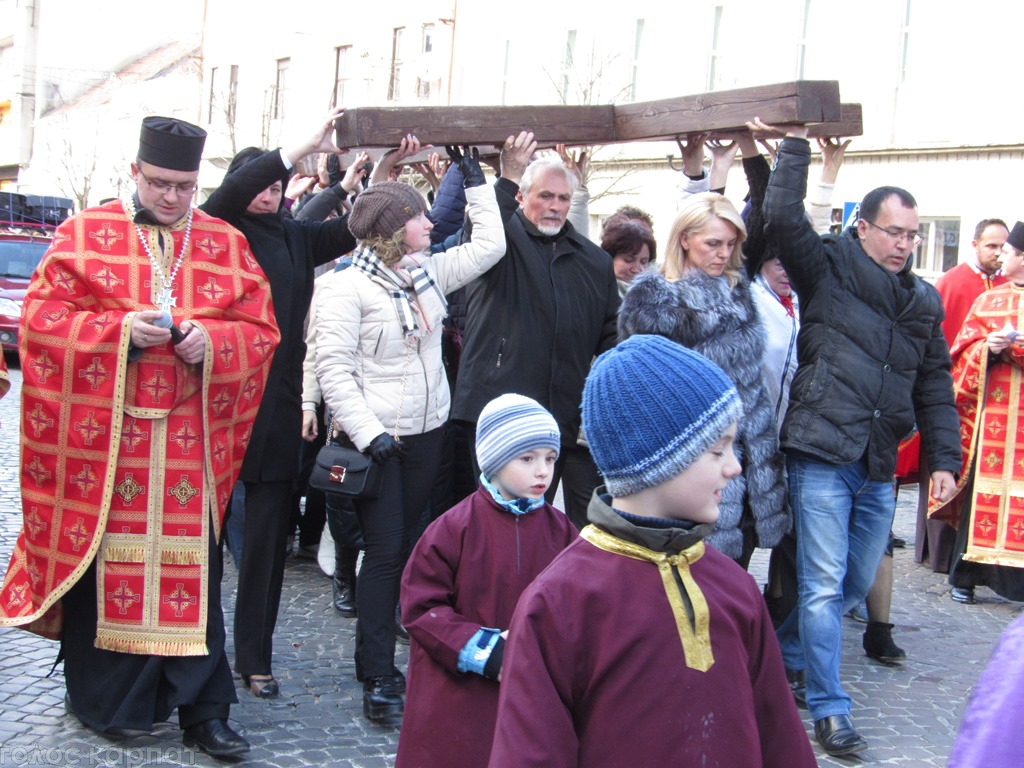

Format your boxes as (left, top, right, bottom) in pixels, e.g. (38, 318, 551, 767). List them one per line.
(618, 192, 788, 568)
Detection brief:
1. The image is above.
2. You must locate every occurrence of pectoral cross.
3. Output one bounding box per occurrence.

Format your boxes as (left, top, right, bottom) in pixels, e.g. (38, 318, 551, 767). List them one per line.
(156, 287, 176, 313)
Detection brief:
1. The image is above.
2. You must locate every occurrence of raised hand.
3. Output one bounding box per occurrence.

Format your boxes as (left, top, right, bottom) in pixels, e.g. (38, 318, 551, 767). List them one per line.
(499, 131, 538, 184)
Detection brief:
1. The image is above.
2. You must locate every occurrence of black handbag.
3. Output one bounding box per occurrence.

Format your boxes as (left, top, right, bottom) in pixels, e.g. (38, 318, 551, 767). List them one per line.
(309, 443, 383, 500)
(311, 340, 411, 501)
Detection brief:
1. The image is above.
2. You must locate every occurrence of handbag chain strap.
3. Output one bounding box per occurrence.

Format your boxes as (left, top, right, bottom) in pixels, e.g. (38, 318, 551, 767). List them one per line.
(330, 337, 415, 443)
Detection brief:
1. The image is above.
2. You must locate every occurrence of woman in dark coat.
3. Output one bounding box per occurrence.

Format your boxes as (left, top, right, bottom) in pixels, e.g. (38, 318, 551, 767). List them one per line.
(200, 109, 359, 698)
(618, 192, 788, 568)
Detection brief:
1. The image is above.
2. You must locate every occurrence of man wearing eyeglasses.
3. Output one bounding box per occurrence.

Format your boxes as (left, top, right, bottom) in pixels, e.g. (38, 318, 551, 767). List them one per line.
(755, 118, 961, 757)
(0, 116, 280, 757)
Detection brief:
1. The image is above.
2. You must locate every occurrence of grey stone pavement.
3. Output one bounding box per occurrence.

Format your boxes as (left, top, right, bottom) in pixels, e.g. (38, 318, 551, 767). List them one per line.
(0, 357, 1020, 767)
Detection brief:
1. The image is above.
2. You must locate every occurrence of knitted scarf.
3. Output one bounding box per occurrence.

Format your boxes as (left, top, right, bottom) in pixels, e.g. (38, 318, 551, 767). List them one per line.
(352, 245, 446, 337)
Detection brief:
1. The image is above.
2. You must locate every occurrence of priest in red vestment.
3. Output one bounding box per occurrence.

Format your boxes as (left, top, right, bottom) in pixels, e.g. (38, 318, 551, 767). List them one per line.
(930, 220, 1024, 604)
(0, 117, 278, 757)
(917, 218, 1008, 581)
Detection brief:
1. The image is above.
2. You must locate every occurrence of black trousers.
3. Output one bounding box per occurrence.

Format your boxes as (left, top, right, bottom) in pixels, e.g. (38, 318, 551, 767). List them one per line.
(234, 479, 292, 676)
(353, 428, 444, 680)
(62, 532, 235, 732)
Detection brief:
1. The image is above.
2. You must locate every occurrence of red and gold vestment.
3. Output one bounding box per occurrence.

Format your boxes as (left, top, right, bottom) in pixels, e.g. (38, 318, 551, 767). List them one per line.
(930, 283, 1024, 568)
(0, 200, 278, 655)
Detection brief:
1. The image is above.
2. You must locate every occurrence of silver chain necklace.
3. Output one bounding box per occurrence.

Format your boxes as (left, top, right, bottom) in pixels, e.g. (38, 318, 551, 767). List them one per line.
(124, 197, 193, 312)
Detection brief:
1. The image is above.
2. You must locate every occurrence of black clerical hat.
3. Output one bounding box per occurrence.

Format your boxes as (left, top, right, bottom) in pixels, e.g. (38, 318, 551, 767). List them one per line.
(137, 116, 207, 172)
(1007, 221, 1024, 253)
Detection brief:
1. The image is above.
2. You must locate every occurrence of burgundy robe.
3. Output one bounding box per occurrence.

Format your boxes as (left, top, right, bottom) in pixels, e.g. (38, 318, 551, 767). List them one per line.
(489, 503, 816, 768)
(396, 487, 578, 768)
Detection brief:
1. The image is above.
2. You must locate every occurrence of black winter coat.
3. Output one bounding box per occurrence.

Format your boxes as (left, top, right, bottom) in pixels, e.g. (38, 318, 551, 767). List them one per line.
(201, 150, 356, 482)
(451, 177, 619, 443)
(762, 137, 961, 480)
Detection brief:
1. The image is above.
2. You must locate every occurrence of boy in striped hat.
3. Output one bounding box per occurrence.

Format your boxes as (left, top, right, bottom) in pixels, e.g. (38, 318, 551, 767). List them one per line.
(396, 394, 578, 768)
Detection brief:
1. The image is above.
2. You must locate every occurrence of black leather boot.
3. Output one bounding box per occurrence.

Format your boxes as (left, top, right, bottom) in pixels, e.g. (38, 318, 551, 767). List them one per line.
(863, 621, 906, 662)
(363, 675, 404, 725)
(332, 545, 358, 617)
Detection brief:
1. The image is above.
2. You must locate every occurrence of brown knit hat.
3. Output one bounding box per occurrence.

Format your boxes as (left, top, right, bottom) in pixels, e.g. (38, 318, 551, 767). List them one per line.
(347, 181, 428, 240)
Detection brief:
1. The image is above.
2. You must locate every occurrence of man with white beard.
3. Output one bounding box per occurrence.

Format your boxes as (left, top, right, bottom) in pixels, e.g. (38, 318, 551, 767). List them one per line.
(451, 131, 620, 527)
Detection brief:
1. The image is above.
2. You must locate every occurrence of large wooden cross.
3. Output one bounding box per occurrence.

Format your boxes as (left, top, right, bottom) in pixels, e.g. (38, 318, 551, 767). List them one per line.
(333, 80, 860, 150)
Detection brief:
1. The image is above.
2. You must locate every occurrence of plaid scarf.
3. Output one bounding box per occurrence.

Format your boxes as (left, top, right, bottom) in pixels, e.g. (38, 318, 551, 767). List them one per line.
(352, 245, 447, 337)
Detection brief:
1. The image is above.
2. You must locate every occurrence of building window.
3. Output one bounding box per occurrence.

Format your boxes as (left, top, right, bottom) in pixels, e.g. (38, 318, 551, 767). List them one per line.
(630, 19, 644, 102)
(333, 45, 351, 108)
(416, 78, 431, 99)
(228, 65, 238, 125)
(914, 217, 960, 277)
(708, 5, 724, 91)
(273, 57, 289, 119)
(796, 0, 812, 78)
(207, 66, 218, 122)
(501, 40, 511, 105)
(388, 27, 404, 101)
(422, 24, 434, 54)
(900, 0, 913, 83)
(561, 29, 577, 105)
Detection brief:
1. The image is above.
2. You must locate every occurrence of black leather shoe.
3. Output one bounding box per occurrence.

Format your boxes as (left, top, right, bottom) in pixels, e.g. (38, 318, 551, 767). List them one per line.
(183, 718, 250, 757)
(363, 675, 404, 725)
(814, 715, 867, 756)
(785, 668, 807, 709)
(241, 673, 279, 699)
(951, 586, 976, 604)
(332, 572, 357, 616)
(863, 621, 907, 663)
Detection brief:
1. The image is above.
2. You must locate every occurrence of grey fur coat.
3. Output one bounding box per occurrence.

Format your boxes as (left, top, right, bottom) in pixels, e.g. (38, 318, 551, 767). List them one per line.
(618, 268, 790, 560)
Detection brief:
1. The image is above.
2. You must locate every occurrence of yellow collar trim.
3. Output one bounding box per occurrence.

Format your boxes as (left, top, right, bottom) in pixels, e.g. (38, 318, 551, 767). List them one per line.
(580, 524, 714, 672)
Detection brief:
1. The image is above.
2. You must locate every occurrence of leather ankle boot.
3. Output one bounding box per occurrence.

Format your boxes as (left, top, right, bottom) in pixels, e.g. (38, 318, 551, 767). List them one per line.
(863, 621, 906, 663)
(332, 546, 358, 617)
(363, 675, 404, 725)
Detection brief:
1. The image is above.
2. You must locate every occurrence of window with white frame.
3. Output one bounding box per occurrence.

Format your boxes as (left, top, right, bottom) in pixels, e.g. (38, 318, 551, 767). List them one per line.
(388, 28, 404, 101)
(273, 57, 289, 119)
(914, 217, 960, 277)
(333, 45, 351, 108)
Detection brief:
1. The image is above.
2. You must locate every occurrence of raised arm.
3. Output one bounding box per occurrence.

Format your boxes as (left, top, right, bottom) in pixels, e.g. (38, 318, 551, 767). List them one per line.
(755, 118, 826, 293)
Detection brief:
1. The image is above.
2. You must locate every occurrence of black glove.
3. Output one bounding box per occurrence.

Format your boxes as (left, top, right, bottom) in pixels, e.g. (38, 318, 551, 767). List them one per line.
(446, 144, 486, 189)
(368, 432, 405, 464)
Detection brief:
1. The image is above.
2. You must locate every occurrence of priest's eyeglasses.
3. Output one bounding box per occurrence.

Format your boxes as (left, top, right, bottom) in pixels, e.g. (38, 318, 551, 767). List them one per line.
(863, 219, 923, 247)
(137, 168, 199, 197)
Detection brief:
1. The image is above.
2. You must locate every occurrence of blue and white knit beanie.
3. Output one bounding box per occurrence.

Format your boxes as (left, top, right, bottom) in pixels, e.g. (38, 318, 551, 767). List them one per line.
(476, 394, 561, 482)
(582, 334, 743, 496)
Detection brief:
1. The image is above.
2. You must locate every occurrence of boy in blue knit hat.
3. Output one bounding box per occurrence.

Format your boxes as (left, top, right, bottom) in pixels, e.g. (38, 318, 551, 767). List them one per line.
(489, 335, 816, 767)
(396, 394, 578, 768)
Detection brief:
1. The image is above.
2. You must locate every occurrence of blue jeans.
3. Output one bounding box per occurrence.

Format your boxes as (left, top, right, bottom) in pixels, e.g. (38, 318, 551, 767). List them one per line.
(775, 452, 894, 720)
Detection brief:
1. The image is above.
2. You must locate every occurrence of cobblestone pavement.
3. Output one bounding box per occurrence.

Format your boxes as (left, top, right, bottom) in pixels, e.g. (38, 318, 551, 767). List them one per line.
(0, 357, 1021, 767)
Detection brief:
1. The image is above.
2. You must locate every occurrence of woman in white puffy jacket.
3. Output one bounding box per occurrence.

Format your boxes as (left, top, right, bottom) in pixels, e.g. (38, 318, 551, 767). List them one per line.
(314, 146, 504, 724)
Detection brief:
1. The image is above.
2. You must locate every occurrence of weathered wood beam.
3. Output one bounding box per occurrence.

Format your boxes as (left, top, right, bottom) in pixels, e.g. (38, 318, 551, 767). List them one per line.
(613, 81, 842, 141)
(807, 103, 863, 139)
(332, 81, 857, 150)
(334, 105, 615, 148)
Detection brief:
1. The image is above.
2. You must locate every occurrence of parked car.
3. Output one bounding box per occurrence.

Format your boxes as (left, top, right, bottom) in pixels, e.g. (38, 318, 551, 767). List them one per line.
(0, 287, 25, 352)
(0, 223, 56, 351)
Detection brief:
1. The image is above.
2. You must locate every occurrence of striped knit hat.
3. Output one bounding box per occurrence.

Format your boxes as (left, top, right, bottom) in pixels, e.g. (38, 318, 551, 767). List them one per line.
(476, 394, 561, 482)
(582, 334, 742, 496)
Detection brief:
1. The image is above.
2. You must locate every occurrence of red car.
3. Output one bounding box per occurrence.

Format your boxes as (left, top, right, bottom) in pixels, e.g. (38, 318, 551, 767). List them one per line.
(0, 224, 54, 351)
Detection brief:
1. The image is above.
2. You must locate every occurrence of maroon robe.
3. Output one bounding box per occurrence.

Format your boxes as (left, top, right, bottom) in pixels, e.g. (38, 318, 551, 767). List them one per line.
(396, 487, 578, 768)
(489, 499, 816, 768)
